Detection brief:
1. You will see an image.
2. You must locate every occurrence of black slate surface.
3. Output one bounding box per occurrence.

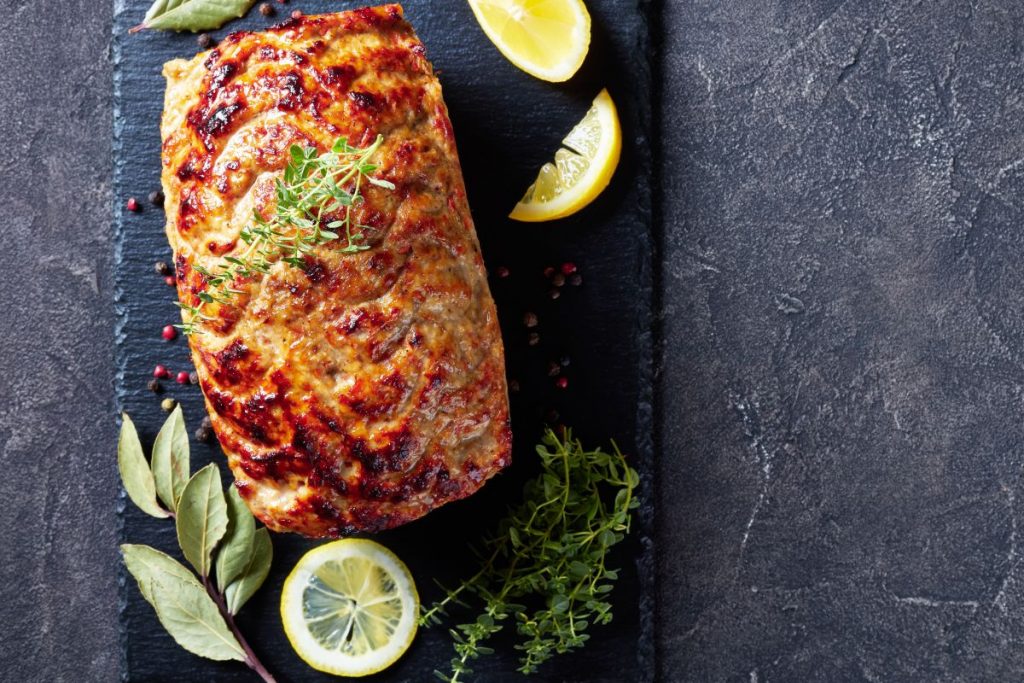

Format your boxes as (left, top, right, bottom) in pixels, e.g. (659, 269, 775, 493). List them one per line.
(113, 0, 654, 681)
(10, 0, 1024, 681)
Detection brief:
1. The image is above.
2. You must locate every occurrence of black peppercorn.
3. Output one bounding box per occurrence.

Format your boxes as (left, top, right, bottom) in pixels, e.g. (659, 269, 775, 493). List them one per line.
(148, 189, 164, 207)
(154, 261, 171, 276)
(197, 33, 214, 49)
(189, 370, 200, 385)
(547, 361, 561, 377)
(528, 332, 540, 346)
(560, 355, 571, 367)
(523, 312, 538, 328)
(551, 272, 566, 287)
(259, 2, 275, 16)
(548, 288, 561, 300)
(508, 379, 520, 393)
(195, 416, 214, 443)
(568, 273, 582, 286)
(147, 379, 163, 394)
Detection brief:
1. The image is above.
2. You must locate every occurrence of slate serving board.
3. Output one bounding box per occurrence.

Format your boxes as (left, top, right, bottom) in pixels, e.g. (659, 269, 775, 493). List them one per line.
(113, 0, 656, 679)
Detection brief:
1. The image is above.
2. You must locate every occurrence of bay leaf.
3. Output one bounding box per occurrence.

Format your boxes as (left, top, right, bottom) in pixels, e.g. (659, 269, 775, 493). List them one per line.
(133, 0, 257, 33)
(121, 543, 197, 606)
(122, 544, 243, 661)
(176, 464, 229, 578)
(151, 405, 190, 513)
(214, 486, 256, 593)
(118, 414, 168, 519)
(225, 528, 272, 615)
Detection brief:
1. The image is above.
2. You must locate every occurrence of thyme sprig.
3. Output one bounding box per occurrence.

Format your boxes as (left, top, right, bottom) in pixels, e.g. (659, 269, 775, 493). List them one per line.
(179, 134, 394, 334)
(421, 429, 640, 682)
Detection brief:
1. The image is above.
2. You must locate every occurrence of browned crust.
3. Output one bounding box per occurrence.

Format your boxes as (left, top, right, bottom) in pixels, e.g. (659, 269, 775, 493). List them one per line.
(160, 4, 511, 537)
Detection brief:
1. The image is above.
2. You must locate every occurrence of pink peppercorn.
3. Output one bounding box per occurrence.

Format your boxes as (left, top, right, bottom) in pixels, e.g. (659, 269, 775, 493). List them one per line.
(560, 262, 577, 275)
(555, 376, 569, 389)
(176, 371, 190, 384)
(165, 276, 176, 286)
(126, 197, 141, 212)
(153, 365, 170, 379)
(495, 266, 510, 278)
(162, 325, 178, 341)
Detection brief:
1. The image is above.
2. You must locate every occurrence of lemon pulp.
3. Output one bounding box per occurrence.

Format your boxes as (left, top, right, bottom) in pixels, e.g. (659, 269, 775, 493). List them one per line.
(510, 88, 622, 222)
(467, 0, 591, 82)
(281, 539, 418, 677)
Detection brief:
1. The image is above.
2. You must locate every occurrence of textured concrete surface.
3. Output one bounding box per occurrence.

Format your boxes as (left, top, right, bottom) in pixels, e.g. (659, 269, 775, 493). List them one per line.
(658, 0, 1024, 680)
(0, 0, 118, 680)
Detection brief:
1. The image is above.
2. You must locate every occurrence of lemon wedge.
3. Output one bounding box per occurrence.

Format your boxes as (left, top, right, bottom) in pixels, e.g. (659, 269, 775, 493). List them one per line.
(467, 0, 591, 82)
(510, 88, 622, 222)
(281, 539, 419, 677)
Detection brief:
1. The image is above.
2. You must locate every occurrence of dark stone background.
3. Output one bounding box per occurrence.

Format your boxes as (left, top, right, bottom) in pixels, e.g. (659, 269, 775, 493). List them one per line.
(4, 0, 1024, 681)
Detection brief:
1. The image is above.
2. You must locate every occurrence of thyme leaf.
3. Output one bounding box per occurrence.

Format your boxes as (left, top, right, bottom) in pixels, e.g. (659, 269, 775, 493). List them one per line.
(421, 428, 641, 681)
(179, 135, 394, 334)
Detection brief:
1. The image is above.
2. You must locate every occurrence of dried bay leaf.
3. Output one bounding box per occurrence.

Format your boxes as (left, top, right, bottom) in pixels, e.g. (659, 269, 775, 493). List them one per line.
(118, 413, 168, 519)
(215, 485, 256, 593)
(225, 528, 272, 614)
(176, 464, 229, 578)
(132, 0, 257, 33)
(151, 404, 190, 513)
(122, 544, 245, 661)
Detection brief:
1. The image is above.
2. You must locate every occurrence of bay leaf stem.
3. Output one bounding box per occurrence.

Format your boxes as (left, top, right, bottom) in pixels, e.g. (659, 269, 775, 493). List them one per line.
(203, 576, 276, 682)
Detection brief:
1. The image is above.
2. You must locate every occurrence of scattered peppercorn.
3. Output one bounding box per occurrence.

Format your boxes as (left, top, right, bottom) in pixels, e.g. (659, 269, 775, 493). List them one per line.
(508, 379, 520, 393)
(126, 197, 141, 213)
(259, 2, 275, 15)
(495, 266, 510, 278)
(555, 376, 569, 389)
(165, 276, 176, 286)
(153, 364, 170, 379)
(162, 325, 178, 341)
(176, 371, 190, 384)
(189, 370, 200, 385)
(560, 262, 578, 275)
(291, 9, 302, 18)
(551, 273, 566, 287)
(523, 311, 538, 328)
(147, 379, 163, 394)
(154, 261, 171, 276)
(543, 266, 555, 278)
(197, 33, 214, 49)
(547, 361, 562, 377)
(548, 288, 561, 300)
(568, 273, 583, 286)
(560, 355, 571, 367)
(160, 398, 177, 412)
(195, 416, 214, 443)
(528, 332, 540, 346)
(545, 408, 560, 422)
(148, 190, 164, 208)
(275, 0, 287, 4)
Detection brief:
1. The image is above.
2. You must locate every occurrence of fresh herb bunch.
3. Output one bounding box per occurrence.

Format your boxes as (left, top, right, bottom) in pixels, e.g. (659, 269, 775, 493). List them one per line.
(119, 407, 275, 682)
(421, 429, 640, 682)
(180, 134, 394, 334)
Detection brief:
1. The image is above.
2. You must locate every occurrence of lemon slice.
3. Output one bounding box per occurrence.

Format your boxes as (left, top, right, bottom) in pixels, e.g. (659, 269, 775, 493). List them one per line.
(467, 0, 591, 82)
(510, 88, 621, 222)
(281, 539, 419, 677)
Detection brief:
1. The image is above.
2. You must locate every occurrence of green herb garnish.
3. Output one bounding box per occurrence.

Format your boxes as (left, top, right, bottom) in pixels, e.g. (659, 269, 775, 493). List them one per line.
(119, 408, 275, 682)
(179, 135, 394, 334)
(421, 429, 640, 681)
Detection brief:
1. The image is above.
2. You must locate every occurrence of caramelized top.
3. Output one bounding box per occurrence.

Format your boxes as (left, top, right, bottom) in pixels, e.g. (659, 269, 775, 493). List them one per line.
(160, 5, 510, 537)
